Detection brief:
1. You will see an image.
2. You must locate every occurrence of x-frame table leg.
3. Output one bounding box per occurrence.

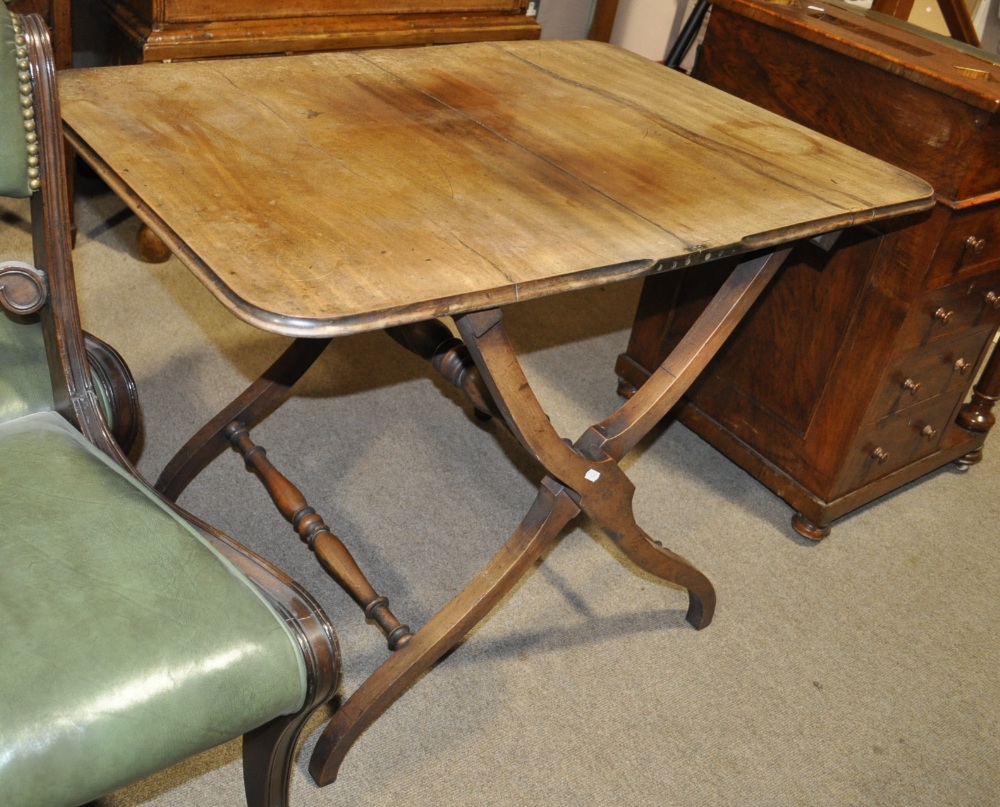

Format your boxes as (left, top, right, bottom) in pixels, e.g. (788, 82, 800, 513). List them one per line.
(455, 307, 716, 628)
(309, 246, 792, 783)
(310, 477, 580, 785)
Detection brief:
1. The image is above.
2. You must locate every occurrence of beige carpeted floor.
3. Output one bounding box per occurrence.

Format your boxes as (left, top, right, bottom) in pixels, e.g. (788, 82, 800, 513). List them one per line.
(3, 173, 998, 807)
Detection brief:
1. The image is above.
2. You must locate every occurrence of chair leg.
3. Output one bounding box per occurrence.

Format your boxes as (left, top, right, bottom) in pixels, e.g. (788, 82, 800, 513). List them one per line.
(242, 710, 316, 807)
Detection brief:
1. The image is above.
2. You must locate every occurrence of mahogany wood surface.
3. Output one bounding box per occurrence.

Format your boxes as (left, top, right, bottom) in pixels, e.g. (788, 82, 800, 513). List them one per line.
(615, 0, 1000, 538)
(59, 40, 931, 337)
(58, 38, 933, 783)
(96, 0, 539, 63)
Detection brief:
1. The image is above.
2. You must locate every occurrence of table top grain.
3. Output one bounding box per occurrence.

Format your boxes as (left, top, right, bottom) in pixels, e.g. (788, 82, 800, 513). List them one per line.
(59, 40, 933, 336)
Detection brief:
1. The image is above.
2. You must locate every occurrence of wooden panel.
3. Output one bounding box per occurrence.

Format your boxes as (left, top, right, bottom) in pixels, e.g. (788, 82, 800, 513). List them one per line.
(836, 395, 960, 493)
(621, 207, 940, 498)
(98, 0, 540, 62)
(927, 200, 1000, 285)
(687, 227, 885, 438)
(896, 267, 1000, 348)
(161, 0, 526, 23)
(696, 1, 1000, 205)
(139, 14, 540, 61)
(871, 328, 994, 418)
(704, 0, 1000, 108)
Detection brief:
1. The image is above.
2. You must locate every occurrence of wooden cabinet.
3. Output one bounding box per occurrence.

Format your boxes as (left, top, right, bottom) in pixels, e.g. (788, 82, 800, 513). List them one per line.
(97, 0, 540, 63)
(7, 0, 71, 67)
(615, 0, 1000, 538)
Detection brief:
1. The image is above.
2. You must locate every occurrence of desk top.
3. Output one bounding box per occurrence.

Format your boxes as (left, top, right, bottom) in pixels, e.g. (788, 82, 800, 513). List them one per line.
(59, 40, 932, 337)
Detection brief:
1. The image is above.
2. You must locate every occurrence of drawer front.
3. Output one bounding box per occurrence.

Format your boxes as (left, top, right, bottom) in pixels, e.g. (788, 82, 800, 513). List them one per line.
(897, 269, 1000, 350)
(927, 202, 1000, 286)
(839, 396, 958, 493)
(872, 328, 993, 419)
(160, 0, 526, 23)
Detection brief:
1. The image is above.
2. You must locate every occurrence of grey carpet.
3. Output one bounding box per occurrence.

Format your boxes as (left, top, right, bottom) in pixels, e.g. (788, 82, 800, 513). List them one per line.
(2, 175, 998, 807)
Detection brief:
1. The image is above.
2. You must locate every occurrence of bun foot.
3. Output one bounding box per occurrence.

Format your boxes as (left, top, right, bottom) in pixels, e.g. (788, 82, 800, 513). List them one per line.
(955, 448, 983, 467)
(136, 223, 172, 263)
(616, 379, 638, 399)
(792, 513, 830, 541)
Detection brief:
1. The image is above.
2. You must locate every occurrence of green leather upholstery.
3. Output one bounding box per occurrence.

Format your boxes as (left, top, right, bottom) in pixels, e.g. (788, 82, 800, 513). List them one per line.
(1, 305, 130, 434)
(0, 413, 308, 807)
(0, 310, 53, 424)
(1, 8, 53, 428)
(1, 10, 337, 806)
(0, 9, 33, 198)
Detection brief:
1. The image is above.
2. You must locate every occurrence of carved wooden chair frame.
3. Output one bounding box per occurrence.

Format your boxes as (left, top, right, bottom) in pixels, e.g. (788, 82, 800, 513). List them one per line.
(1, 11, 342, 806)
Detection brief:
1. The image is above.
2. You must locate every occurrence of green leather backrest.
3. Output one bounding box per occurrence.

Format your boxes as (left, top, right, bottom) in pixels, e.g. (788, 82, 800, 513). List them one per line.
(1, 6, 35, 198)
(0, 310, 54, 424)
(0, 6, 50, 424)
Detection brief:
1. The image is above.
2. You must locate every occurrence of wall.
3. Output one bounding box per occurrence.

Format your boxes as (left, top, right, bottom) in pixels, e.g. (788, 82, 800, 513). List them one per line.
(537, 0, 599, 38)
(609, 0, 684, 59)
(537, 0, 686, 57)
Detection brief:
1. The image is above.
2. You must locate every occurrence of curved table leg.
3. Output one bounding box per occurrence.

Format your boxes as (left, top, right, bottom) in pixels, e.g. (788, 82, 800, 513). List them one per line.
(310, 477, 580, 785)
(318, 248, 790, 784)
(155, 337, 331, 501)
(457, 307, 717, 628)
(575, 468, 716, 628)
(449, 249, 788, 635)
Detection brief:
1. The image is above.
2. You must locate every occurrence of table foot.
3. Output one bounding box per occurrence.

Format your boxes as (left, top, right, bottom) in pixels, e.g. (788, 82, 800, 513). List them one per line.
(136, 223, 172, 263)
(309, 478, 580, 786)
(610, 518, 716, 628)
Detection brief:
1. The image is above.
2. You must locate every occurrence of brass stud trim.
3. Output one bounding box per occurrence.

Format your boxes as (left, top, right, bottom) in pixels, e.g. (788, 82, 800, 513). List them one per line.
(10, 14, 38, 192)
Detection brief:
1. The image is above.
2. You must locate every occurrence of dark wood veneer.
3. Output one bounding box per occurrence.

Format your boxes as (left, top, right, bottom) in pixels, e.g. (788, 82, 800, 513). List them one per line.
(616, 0, 1000, 538)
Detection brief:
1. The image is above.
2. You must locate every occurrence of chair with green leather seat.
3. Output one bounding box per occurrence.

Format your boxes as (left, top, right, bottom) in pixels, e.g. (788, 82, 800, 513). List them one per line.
(0, 8, 342, 806)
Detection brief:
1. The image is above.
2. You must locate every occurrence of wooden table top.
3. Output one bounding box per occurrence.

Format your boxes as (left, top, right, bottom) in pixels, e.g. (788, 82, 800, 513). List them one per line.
(59, 40, 933, 337)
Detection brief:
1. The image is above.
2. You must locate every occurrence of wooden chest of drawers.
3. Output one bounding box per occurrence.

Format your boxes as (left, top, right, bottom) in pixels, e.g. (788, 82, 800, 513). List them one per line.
(615, 0, 1000, 538)
(97, 0, 540, 63)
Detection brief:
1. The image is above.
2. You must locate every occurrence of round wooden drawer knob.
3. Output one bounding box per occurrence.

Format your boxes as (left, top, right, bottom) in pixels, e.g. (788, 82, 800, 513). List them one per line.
(933, 307, 954, 325)
(985, 291, 1000, 310)
(965, 235, 986, 255)
(871, 447, 890, 463)
(921, 424, 938, 440)
(954, 358, 973, 375)
(902, 377, 922, 395)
